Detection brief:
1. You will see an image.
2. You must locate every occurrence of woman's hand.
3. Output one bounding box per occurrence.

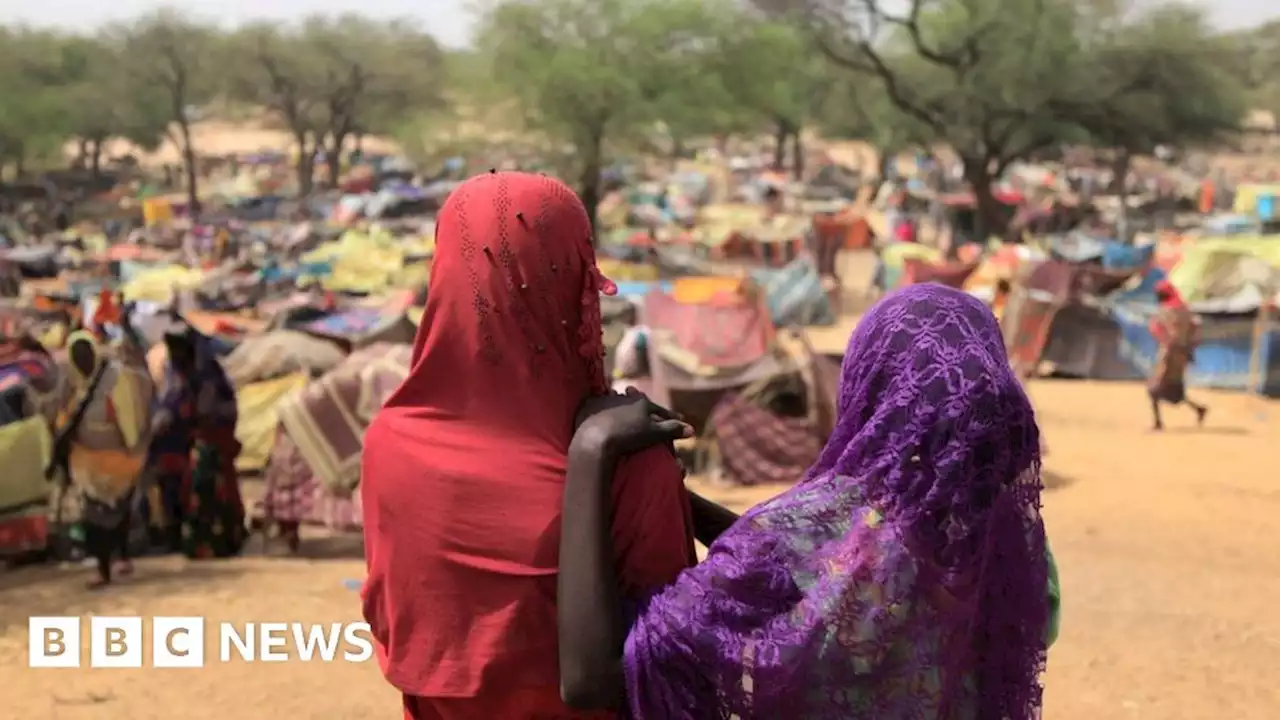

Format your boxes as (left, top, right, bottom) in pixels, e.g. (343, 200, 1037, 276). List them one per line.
(573, 388, 692, 457)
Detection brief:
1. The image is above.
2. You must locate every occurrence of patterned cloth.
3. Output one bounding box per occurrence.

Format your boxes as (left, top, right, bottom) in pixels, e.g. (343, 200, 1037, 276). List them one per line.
(644, 290, 772, 368)
(276, 344, 411, 494)
(708, 394, 822, 486)
(623, 285, 1050, 719)
(181, 428, 246, 559)
(257, 428, 362, 530)
(1148, 304, 1198, 401)
(152, 325, 245, 558)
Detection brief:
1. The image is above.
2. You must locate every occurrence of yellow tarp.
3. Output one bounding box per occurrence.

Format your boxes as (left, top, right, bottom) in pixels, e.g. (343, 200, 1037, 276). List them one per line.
(598, 259, 660, 282)
(234, 372, 308, 473)
(142, 197, 173, 227)
(880, 243, 941, 269)
(672, 276, 745, 304)
(1232, 184, 1280, 215)
(0, 417, 52, 511)
(1167, 236, 1280, 301)
(692, 204, 765, 246)
(301, 228, 431, 294)
(121, 265, 207, 303)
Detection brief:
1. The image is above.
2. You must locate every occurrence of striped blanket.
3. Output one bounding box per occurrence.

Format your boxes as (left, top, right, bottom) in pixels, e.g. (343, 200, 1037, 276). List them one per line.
(276, 344, 413, 494)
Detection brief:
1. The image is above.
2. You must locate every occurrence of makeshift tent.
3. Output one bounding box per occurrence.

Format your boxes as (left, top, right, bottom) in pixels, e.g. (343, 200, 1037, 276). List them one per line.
(752, 257, 835, 327)
(235, 371, 308, 473)
(276, 344, 412, 494)
(221, 331, 348, 386)
(642, 289, 779, 427)
(0, 416, 52, 557)
(879, 243, 940, 290)
(703, 332, 837, 486)
(1166, 237, 1280, 302)
(301, 308, 416, 350)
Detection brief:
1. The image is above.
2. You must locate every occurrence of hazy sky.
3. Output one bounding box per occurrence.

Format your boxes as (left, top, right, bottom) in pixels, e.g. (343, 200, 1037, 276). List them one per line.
(4, 0, 1278, 47)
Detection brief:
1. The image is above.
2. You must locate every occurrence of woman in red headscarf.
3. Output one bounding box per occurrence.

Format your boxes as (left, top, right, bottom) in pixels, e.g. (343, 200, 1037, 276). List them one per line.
(360, 171, 698, 719)
(1148, 279, 1209, 430)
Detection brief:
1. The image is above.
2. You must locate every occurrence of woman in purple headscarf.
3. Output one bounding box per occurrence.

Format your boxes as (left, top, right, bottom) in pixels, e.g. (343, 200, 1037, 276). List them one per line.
(562, 283, 1060, 719)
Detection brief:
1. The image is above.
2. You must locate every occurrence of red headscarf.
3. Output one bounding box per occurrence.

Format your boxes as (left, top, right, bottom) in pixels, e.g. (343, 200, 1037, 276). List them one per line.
(361, 172, 694, 717)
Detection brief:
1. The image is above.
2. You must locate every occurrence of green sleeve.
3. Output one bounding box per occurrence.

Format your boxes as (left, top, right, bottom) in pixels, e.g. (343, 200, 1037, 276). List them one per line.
(1045, 543, 1061, 648)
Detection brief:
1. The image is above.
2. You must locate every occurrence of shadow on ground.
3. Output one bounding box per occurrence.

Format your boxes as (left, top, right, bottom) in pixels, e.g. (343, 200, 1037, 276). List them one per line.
(0, 561, 246, 634)
(1043, 469, 1075, 490)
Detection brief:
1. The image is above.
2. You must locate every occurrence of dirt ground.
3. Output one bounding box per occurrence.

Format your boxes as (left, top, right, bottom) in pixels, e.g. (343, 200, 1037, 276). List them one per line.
(1, 381, 1278, 719)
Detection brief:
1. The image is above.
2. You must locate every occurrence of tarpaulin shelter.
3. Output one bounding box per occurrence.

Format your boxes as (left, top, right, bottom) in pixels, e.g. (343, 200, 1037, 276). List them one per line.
(878, 243, 941, 290)
(276, 344, 412, 495)
(1113, 297, 1280, 395)
(301, 307, 417, 350)
(641, 288, 778, 429)
(1000, 260, 1138, 378)
(221, 330, 348, 387)
(752, 257, 835, 327)
(235, 371, 308, 473)
(1165, 237, 1280, 303)
(702, 331, 838, 486)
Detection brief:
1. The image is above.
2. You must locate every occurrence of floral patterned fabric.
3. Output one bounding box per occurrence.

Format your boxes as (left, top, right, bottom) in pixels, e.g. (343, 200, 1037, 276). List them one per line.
(180, 428, 246, 559)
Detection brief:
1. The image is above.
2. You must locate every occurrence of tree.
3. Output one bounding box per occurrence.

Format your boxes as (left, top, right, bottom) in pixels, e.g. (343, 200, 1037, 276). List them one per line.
(1074, 4, 1244, 222)
(713, 20, 836, 178)
(475, 0, 728, 229)
(0, 28, 73, 179)
(225, 22, 328, 194)
(110, 10, 220, 214)
(754, 0, 1125, 235)
(56, 34, 171, 176)
(1228, 20, 1280, 135)
(227, 16, 445, 194)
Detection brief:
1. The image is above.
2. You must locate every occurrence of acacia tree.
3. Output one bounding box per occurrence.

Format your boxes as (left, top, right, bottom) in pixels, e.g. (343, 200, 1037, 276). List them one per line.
(1075, 4, 1244, 222)
(226, 22, 327, 193)
(754, 0, 1127, 234)
(57, 35, 171, 176)
(228, 16, 444, 193)
(712, 19, 839, 178)
(111, 11, 218, 213)
(305, 17, 445, 185)
(476, 0, 727, 229)
(0, 28, 73, 179)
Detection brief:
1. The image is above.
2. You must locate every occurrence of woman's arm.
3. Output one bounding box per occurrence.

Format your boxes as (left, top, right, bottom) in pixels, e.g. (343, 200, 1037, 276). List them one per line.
(558, 432, 628, 711)
(688, 490, 740, 546)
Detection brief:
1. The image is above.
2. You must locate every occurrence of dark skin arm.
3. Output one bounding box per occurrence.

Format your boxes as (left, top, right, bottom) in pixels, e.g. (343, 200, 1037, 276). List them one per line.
(559, 390, 692, 711)
(558, 430, 628, 711)
(557, 449, 741, 711)
(688, 490, 740, 546)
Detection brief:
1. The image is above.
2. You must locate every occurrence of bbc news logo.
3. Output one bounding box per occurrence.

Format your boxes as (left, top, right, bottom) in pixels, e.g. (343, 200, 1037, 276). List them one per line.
(29, 616, 374, 668)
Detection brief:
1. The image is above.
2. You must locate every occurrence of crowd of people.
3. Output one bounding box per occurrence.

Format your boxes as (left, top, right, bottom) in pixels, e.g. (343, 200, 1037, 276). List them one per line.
(11, 162, 1243, 717)
(22, 293, 247, 588)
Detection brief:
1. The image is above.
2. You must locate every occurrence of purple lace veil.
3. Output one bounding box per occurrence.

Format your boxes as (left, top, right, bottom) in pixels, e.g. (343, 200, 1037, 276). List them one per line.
(623, 284, 1048, 719)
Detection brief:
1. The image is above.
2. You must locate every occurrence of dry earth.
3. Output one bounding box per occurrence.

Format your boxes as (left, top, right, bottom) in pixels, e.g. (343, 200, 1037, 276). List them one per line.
(1, 381, 1278, 719)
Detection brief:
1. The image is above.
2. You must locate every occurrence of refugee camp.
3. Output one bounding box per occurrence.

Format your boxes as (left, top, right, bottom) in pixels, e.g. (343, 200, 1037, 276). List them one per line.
(1, 0, 1278, 718)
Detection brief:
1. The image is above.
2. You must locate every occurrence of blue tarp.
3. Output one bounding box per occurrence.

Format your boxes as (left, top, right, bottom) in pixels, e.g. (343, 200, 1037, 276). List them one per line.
(752, 256, 834, 326)
(1102, 242, 1154, 269)
(613, 281, 671, 299)
(1111, 299, 1280, 396)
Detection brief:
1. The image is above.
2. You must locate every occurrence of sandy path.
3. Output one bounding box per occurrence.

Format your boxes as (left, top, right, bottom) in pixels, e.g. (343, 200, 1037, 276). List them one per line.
(1, 381, 1278, 719)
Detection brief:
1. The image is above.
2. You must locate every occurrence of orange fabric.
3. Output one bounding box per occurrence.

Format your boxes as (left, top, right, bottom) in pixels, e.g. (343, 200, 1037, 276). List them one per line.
(361, 172, 695, 715)
(91, 290, 121, 328)
(1198, 180, 1214, 214)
